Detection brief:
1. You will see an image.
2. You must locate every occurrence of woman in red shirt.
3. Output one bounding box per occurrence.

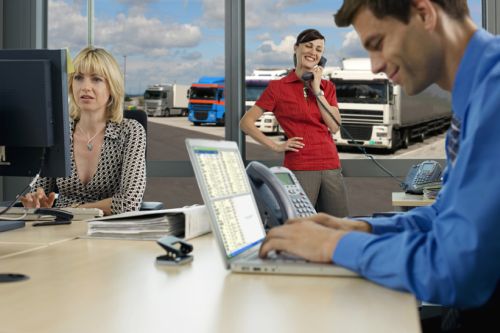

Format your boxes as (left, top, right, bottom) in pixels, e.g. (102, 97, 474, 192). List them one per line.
(240, 29, 348, 217)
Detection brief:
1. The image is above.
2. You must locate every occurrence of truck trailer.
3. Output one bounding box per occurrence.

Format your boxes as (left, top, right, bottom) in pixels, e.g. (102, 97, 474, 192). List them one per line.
(329, 58, 451, 151)
(143, 84, 189, 117)
(245, 68, 288, 134)
(188, 77, 225, 126)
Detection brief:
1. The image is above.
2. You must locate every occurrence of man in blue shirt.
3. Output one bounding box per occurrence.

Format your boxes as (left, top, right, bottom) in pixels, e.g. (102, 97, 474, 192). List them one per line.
(259, 0, 499, 329)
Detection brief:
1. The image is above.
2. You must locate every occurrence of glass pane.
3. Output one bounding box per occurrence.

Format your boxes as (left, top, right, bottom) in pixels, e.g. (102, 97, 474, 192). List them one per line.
(48, 0, 226, 208)
(244, 0, 482, 162)
(47, 0, 483, 212)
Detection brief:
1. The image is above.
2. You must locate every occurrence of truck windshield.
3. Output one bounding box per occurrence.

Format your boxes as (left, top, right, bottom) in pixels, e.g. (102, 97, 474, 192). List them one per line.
(245, 81, 268, 102)
(190, 87, 217, 100)
(333, 80, 388, 104)
(144, 90, 162, 99)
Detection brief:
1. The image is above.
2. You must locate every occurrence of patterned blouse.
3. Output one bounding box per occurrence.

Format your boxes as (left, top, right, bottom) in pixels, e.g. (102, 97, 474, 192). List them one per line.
(33, 118, 147, 214)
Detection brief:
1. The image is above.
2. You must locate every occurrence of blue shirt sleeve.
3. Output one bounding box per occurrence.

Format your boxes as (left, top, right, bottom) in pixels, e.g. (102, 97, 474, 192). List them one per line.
(334, 65, 500, 309)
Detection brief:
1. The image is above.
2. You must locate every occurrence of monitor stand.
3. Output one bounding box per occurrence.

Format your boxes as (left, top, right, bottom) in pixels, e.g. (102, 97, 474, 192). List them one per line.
(0, 221, 29, 282)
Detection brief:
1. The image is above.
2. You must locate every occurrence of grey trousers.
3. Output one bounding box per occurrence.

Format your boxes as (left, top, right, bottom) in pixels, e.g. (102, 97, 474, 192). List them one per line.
(293, 169, 349, 217)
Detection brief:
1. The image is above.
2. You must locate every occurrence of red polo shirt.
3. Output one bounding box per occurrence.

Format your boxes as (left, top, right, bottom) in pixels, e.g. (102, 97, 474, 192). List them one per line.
(256, 70, 341, 171)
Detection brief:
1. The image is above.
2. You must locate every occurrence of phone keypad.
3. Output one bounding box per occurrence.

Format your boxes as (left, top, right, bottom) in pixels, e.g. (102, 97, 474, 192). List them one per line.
(291, 196, 316, 217)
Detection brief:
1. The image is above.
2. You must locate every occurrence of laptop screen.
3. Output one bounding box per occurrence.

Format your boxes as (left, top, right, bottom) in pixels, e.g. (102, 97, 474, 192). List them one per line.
(187, 139, 266, 258)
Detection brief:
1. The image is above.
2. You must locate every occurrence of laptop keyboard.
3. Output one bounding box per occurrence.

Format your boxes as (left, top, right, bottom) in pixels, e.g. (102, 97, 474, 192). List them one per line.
(239, 249, 307, 264)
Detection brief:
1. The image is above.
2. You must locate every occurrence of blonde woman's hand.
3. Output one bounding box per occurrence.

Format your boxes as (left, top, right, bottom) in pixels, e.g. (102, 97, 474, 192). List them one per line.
(20, 187, 56, 209)
(273, 137, 304, 152)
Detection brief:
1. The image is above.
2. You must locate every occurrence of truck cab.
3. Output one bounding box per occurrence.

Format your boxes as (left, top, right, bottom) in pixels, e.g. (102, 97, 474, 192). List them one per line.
(187, 77, 225, 126)
(245, 69, 288, 134)
(144, 84, 189, 117)
(329, 58, 450, 151)
(144, 85, 169, 117)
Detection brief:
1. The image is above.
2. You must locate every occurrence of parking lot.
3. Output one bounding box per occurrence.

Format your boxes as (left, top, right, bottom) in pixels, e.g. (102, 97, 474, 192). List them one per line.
(148, 116, 446, 159)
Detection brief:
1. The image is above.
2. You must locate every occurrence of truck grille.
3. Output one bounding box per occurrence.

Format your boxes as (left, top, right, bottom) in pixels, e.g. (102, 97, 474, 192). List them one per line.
(340, 124, 373, 141)
(191, 104, 212, 112)
(339, 109, 383, 124)
(194, 111, 209, 120)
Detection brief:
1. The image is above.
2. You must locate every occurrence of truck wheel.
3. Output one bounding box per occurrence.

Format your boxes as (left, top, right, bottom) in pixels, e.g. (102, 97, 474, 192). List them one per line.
(389, 130, 398, 153)
(181, 109, 188, 117)
(194, 122, 201, 126)
(164, 109, 170, 117)
(216, 116, 225, 126)
(401, 130, 410, 149)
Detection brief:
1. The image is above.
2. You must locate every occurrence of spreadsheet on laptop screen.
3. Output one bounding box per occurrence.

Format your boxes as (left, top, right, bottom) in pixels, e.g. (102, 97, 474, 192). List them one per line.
(192, 146, 265, 257)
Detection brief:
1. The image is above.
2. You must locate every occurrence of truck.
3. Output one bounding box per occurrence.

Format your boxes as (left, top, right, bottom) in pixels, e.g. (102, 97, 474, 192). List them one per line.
(187, 77, 225, 126)
(245, 69, 288, 134)
(329, 58, 451, 151)
(143, 84, 189, 117)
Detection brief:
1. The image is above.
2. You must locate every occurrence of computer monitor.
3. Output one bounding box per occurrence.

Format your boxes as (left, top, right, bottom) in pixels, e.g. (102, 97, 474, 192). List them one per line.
(0, 49, 71, 281)
(0, 49, 71, 178)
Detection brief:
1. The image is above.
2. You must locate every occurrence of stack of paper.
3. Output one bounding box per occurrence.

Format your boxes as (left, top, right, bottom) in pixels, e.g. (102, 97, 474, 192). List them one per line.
(423, 183, 442, 200)
(87, 205, 211, 241)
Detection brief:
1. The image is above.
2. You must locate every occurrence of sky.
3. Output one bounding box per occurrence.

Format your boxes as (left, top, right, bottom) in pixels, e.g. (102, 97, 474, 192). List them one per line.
(48, 0, 483, 95)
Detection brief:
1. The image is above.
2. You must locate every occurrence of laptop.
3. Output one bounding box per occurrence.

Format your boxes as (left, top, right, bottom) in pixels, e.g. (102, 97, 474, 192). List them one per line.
(186, 138, 356, 277)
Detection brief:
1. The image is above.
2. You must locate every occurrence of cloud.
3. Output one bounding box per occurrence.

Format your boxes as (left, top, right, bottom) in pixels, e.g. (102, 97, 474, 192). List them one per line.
(97, 14, 202, 56)
(48, 0, 202, 58)
(48, 0, 206, 93)
(247, 35, 296, 71)
(338, 29, 366, 58)
(201, 0, 334, 31)
(125, 55, 225, 93)
(201, 0, 225, 28)
(275, 0, 314, 9)
(48, 0, 87, 51)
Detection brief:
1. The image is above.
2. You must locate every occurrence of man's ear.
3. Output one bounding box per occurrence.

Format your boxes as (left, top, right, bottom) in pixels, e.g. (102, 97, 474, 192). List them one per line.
(411, 0, 438, 30)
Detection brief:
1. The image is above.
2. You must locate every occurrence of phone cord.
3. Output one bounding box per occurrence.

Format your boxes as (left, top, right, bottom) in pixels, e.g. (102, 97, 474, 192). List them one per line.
(310, 84, 405, 187)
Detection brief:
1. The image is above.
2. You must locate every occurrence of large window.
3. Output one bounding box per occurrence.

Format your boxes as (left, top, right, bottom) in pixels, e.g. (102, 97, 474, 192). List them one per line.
(47, 0, 484, 214)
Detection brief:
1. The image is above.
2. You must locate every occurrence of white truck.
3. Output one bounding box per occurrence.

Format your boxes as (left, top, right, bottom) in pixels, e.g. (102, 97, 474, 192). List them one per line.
(143, 84, 189, 117)
(329, 58, 451, 151)
(245, 69, 288, 134)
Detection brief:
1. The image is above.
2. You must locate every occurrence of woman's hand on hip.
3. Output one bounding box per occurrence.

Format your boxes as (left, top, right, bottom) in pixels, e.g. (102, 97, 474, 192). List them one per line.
(273, 137, 304, 152)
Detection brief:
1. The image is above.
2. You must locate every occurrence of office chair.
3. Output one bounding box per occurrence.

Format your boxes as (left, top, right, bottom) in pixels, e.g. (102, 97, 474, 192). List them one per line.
(123, 109, 164, 211)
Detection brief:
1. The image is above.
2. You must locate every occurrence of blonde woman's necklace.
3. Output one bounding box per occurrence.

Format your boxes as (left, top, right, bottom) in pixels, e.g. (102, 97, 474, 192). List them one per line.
(77, 126, 104, 151)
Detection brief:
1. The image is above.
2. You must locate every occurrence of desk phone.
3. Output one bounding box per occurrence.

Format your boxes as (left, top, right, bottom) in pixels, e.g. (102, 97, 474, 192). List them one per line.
(403, 160, 442, 194)
(246, 161, 316, 228)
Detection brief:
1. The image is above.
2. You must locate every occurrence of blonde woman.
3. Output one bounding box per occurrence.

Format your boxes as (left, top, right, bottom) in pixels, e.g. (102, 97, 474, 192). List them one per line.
(21, 47, 146, 215)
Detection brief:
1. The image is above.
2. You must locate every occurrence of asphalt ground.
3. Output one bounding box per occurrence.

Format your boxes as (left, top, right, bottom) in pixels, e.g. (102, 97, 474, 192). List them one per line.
(147, 116, 447, 160)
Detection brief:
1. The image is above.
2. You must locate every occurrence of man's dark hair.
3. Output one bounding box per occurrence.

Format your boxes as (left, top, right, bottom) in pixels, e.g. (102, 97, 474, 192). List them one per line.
(334, 0, 470, 27)
(295, 29, 325, 46)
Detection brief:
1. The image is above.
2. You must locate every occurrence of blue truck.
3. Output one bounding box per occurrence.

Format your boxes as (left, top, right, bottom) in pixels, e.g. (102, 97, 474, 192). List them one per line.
(187, 77, 225, 126)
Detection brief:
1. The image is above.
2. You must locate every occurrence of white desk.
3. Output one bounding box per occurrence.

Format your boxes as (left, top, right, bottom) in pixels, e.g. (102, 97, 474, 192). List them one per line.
(0, 225, 421, 333)
(392, 192, 435, 209)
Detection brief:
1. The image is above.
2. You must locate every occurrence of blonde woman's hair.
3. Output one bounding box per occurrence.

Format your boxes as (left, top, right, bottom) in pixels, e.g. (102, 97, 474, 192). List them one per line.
(68, 46, 124, 123)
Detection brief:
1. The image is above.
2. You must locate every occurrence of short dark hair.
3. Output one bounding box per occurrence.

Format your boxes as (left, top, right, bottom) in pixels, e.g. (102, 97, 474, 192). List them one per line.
(295, 29, 325, 46)
(334, 0, 470, 27)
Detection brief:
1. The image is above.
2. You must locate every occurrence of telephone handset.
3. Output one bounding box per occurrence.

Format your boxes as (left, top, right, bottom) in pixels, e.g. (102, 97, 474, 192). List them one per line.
(301, 56, 327, 81)
(403, 160, 442, 194)
(246, 161, 316, 229)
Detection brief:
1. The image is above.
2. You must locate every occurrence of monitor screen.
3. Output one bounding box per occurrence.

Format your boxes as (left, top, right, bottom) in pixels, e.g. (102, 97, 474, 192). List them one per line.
(0, 49, 70, 177)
